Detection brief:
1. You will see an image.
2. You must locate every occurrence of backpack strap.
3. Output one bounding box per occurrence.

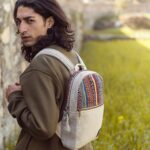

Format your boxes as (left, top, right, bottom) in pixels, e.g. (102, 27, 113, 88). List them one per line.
(34, 48, 86, 73)
(34, 48, 75, 73)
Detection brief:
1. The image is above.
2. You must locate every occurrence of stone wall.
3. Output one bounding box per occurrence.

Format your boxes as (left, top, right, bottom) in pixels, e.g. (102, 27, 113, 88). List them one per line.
(0, 0, 22, 149)
(59, 0, 84, 51)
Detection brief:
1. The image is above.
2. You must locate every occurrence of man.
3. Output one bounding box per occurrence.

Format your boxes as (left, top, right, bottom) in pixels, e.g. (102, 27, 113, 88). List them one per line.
(5, 0, 93, 150)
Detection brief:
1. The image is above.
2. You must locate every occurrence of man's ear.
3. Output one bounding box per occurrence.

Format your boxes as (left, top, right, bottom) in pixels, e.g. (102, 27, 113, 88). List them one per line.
(47, 16, 55, 28)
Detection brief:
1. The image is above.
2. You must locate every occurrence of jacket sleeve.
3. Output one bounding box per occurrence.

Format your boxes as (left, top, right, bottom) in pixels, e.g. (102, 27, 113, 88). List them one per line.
(8, 70, 60, 140)
(8, 91, 28, 123)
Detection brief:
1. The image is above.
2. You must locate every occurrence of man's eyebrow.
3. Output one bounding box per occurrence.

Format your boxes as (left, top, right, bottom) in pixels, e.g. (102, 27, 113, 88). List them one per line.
(16, 16, 35, 20)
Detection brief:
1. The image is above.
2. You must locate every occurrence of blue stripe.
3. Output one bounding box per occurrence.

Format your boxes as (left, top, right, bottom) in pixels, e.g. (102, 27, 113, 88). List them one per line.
(82, 81, 88, 107)
(82, 82, 88, 108)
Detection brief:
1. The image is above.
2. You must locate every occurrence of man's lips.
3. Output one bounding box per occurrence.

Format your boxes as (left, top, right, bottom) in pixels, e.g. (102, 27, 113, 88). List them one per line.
(21, 36, 32, 41)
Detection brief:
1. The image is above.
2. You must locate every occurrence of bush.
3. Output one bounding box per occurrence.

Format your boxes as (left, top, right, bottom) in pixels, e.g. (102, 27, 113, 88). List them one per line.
(93, 13, 119, 30)
(122, 15, 150, 29)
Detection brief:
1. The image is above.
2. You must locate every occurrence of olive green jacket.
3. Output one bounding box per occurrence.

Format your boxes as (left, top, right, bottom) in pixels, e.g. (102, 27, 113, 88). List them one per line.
(8, 45, 93, 150)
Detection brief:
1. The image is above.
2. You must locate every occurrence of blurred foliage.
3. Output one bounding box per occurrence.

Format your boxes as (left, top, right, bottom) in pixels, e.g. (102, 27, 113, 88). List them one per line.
(137, 0, 150, 2)
(81, 40, 150, 150)
(115, 0, 149, 11)
(122, 15, 150, 29)
(85, 26, 150, 38)
(93, 12, 150, 31)
(93, 13, 118, 30)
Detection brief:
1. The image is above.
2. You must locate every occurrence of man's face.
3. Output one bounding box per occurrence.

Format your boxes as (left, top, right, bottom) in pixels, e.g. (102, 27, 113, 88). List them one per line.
(16, 6, 53, 47)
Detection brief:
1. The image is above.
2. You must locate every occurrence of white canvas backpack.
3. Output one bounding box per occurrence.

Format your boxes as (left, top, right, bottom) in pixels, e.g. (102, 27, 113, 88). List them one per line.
(35, 48, 104, 150)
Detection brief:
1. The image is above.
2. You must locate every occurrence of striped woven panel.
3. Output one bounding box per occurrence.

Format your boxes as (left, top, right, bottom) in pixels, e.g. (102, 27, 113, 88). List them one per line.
(77, 74, 103, 110)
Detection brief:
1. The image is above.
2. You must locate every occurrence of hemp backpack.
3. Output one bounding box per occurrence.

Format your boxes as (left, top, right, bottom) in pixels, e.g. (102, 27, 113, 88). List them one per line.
(36, 48, 104, 150)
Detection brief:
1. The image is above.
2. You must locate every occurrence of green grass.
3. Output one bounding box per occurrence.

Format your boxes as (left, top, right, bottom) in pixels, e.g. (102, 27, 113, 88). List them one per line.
(80, 40, 150, 150)
(85, 28, 124, 35)
(85, 26, 150, 37)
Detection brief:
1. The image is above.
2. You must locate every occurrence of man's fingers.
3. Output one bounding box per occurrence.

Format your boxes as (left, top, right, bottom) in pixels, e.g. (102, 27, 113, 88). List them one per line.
(5, 84, 22, 100)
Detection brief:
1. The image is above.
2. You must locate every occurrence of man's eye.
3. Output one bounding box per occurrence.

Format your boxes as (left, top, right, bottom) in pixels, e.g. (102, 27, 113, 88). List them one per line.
(16, 20, 21, 26)
(27, 19, 34, 24)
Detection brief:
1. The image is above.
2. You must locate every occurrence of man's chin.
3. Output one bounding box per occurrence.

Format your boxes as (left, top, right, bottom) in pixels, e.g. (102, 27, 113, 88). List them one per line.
(22, 42, 35, 47)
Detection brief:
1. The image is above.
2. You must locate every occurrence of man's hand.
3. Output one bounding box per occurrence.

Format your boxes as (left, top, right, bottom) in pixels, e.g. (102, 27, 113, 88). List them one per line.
(6, 83, 22, 100)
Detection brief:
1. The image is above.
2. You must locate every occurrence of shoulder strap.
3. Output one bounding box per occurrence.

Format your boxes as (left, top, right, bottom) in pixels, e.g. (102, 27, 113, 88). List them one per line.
(34, 48, 75, 73)
(34, 48, 86, 73)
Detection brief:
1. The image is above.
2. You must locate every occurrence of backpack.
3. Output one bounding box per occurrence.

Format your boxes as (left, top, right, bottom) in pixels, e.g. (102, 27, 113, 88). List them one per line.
(35, 48, 104, 150)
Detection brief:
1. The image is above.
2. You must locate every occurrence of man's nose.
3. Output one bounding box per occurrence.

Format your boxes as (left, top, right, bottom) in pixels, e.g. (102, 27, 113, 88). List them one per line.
(18, 22, 28, 34)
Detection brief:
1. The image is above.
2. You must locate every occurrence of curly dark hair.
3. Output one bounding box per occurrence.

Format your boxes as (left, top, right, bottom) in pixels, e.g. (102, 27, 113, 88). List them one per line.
(14, 0, 75, 62)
